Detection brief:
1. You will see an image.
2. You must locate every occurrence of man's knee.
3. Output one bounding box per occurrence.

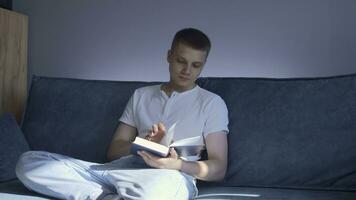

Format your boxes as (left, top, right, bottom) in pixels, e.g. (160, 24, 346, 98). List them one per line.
(145, 170, 191, 200)
(15, 150, 52, 181)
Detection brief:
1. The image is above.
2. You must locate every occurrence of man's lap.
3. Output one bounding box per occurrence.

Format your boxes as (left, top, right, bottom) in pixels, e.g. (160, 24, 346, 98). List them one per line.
(17, 151, 198, 199)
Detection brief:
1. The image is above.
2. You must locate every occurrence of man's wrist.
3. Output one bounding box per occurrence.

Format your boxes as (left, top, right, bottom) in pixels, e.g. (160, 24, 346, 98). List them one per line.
(175, 158, 184, 171)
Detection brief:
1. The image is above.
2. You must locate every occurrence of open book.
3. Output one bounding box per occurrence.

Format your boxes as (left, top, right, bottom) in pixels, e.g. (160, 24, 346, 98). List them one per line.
(131, 136, 205, 161)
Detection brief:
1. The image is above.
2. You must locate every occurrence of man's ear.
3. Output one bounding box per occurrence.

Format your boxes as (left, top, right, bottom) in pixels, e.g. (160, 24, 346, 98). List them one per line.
(167, 49, 172, 63)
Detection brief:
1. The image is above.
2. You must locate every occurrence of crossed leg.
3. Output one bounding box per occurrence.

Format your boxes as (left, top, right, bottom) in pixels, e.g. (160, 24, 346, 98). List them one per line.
(16, 151, 198, 200)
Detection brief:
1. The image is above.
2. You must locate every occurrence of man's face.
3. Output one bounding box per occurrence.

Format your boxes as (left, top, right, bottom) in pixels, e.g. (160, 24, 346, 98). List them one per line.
(167, 42, 208, 91)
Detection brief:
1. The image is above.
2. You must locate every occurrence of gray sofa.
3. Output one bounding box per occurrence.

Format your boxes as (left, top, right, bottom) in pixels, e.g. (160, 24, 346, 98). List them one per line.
(1, 74, 356, 200)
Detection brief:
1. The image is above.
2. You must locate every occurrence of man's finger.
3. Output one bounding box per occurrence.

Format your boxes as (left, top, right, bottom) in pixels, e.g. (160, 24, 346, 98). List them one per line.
(138, 151, 159, 168)
(149, 130, 156, 137)
(138, 151, 151, 163)
(158, 122, 166, 132)
(169, 148, 178, 158)
(152, 124, 158, 133)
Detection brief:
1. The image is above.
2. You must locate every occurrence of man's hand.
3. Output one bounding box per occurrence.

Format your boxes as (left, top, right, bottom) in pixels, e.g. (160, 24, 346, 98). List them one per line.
(144, 122, 166, 143)
(138, 148, 182, 170)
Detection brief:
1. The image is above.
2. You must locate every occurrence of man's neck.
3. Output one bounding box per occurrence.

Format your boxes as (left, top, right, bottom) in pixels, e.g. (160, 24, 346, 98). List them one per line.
(161, 82, 196, 97)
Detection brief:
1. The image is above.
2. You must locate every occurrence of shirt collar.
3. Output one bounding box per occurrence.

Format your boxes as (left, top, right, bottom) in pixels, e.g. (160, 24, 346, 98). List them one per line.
(159, 84, 199, 98)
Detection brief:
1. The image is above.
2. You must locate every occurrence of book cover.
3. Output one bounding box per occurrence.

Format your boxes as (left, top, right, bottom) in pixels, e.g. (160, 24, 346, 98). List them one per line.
(130, 137, 170, 157)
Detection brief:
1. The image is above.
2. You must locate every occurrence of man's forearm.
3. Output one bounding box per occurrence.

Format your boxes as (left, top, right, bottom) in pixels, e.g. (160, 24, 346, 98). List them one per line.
(107, 140, 132, 161)
(178, 159, 226, 181)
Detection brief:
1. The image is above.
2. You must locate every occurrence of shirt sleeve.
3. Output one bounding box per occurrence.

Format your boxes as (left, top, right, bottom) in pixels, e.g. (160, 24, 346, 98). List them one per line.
(119, 92, 136, 127)
(203, 96, 229, 137)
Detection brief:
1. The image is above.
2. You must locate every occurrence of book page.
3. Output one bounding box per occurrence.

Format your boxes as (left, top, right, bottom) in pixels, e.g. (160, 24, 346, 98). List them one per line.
(170, 136, 205, 160)
(160, 123, 176, 146)
(170, 136, 202, 147)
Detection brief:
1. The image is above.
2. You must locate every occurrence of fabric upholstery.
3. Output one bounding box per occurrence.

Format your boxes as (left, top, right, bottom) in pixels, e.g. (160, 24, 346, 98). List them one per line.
(197, 75, 356, 191)
(0, 179, 49, 199)
(196, 186, 356, 200)
(1, 180, 355, 200)
(22, 76, 159, 163)
(9, 74, 355, 200)
(0, 113, 30, 182)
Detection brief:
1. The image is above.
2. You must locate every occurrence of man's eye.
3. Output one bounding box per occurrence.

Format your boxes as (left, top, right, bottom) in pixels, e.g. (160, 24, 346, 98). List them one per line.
(176, 58, 185, 63)
(193, 64, 202, 68)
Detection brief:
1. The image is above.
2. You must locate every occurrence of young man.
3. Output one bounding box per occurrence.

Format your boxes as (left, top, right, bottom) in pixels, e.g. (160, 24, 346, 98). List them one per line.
(16, 28, 229, 200)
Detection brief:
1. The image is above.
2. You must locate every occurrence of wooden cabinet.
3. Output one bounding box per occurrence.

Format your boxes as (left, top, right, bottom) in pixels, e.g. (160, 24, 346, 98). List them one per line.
(0, 8, 28, 123)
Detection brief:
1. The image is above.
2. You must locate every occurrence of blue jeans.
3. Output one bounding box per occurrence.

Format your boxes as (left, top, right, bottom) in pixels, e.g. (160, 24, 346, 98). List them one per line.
(16, 151, 198, 200)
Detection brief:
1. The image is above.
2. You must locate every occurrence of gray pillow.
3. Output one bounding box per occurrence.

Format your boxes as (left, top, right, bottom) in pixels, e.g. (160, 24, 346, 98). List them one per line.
(0, 113, 30, 182)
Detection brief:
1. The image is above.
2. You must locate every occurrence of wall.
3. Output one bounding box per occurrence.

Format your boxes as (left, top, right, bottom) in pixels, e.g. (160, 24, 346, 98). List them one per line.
(12, 0, 356, 81)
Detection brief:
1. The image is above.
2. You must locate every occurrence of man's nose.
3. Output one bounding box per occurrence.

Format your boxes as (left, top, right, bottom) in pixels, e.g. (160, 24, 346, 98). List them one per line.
(182, 65, 191, 74)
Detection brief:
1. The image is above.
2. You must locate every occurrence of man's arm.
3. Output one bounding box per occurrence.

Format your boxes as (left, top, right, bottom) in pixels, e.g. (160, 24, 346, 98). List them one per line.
(107, 123, 137, 161)
(179, 132, 228, 181)
(138, 131, 228, 181)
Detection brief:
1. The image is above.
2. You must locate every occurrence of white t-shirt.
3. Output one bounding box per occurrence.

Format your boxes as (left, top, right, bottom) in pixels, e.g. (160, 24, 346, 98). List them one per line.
(119, 84, 229, 159)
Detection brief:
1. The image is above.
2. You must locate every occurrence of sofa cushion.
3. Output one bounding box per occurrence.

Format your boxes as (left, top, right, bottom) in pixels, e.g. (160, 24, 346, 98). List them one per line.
(197, 74, 356, 191)
(0, 113, 30, 182)
(196, 186, 356, 200)
(0, 179, 52, 199)
(20, 74, 356, 191)
(21, 76, 158, 163)
(1, 179, 356, 200)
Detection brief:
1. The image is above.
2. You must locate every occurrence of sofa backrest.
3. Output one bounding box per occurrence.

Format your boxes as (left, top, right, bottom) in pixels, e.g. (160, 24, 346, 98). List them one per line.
(22, 74, 356, 191)
(198, 74, 356, 191)
(22, 76, 158, 163)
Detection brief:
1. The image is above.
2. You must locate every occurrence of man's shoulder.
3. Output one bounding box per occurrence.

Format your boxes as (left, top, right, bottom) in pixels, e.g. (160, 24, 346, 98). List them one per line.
(197, 86, 223, 102)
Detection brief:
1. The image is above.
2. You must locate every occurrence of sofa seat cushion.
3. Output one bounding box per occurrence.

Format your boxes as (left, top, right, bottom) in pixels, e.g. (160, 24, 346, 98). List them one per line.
(0, 179, 52, 200)
(2, 179, 356, 200)
(196, 186, 356, 200)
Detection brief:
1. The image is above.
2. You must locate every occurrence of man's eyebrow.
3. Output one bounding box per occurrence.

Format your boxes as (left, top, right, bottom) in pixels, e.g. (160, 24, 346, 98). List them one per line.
(176, 56, 187, 61)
